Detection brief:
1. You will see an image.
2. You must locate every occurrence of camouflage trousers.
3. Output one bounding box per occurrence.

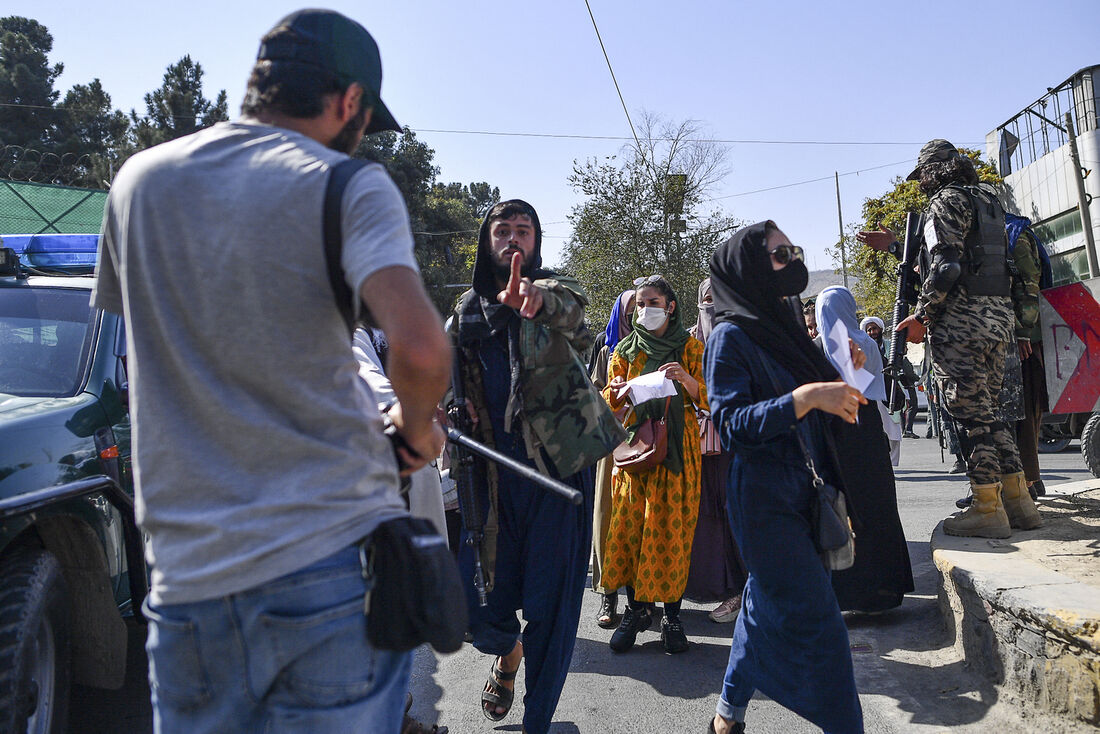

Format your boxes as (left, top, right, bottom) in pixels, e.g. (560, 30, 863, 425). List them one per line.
(930, 335, 1023, 485)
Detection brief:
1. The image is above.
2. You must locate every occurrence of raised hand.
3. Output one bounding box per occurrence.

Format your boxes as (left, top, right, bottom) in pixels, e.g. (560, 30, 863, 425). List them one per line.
(793, 382, 868, 423)
(895, 314, 926, 344)
(497, 251, 543, 318)
(855, 225, 897, 252)
(848, 339, 867, 370)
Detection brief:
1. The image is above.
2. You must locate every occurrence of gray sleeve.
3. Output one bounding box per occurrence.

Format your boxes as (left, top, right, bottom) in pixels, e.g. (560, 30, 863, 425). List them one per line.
(351, 328, 395, 407)
(340, 165, 419, 300)
(90, 196, 123, 314)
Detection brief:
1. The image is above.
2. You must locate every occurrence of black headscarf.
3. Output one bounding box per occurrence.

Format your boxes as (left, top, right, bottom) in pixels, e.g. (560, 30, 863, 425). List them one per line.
(709, 221, 838, 386)
(457, 199, 557, 432)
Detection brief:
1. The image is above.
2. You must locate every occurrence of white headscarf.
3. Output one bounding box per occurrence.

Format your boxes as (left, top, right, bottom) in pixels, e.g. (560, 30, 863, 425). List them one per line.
(816, 287, 886, 401)
(859, 316, 884, 333)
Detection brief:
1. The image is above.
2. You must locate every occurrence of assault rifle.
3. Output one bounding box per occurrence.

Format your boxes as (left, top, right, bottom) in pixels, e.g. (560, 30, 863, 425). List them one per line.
(447, 352, 582, 607)
(886, 212, 924, 413)
(925, 377, 946, 463)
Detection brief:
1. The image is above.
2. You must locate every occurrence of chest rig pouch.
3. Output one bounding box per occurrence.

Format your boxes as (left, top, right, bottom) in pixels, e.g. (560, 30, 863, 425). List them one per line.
(950, 184, 1012, 297)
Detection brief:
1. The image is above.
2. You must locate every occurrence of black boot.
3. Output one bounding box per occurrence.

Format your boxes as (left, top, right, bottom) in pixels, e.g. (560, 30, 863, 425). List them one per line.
(661, 616, 689, 654)
(609, 605, 651, 652)
(596, 592, 619, 629)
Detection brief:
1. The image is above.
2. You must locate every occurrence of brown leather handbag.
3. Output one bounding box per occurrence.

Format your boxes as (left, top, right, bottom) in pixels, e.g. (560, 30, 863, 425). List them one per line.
(613, 396, 671, 471)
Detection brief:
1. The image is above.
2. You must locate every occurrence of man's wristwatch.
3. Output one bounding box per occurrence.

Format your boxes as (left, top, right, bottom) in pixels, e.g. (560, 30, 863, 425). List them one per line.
(914, 312, 930, 326)
(887, 240, 902, 259)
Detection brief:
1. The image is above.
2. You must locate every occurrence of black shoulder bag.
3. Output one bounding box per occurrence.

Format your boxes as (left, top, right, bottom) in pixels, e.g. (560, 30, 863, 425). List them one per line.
(757, 355, 855, 571)
(325, 159, 468, 653)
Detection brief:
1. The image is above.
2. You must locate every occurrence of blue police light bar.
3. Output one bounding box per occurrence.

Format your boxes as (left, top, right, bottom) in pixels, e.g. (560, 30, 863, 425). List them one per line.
(0, 234, 99, 269)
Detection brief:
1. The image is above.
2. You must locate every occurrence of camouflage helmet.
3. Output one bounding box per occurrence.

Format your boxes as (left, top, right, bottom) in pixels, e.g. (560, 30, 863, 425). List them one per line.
(906, 139, 960, 181)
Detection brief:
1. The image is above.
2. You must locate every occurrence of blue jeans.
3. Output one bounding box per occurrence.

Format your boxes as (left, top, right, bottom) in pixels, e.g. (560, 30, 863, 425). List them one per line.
(144, 544, 411, 734)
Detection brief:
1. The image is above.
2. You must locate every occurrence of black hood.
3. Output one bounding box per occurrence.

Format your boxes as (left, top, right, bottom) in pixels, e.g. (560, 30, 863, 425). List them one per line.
(471, 199, 546, 298)
(710, 221, 838, 386)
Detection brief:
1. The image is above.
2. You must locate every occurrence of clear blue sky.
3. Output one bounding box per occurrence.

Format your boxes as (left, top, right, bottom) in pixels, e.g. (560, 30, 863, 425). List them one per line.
(11, 0, 1099, 274)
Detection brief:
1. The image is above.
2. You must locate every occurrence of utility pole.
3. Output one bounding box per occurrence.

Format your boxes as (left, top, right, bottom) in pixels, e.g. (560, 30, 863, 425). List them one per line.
(835, 172, 849, 288)
(1065, 112, 1098, 279)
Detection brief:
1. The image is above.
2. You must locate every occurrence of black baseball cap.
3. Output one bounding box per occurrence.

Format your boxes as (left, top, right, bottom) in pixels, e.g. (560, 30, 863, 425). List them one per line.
(906, 139, 960, 181)
(257, 9, 400, 134)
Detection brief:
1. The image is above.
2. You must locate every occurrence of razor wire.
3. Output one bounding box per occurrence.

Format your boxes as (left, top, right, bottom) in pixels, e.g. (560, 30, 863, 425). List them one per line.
(0, 144, 99, 188)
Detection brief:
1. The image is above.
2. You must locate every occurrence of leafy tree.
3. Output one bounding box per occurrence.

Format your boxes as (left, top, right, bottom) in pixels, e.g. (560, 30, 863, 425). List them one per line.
(0, 17, 61, 149)
(53, 79, 130, 188)
(0, 16, 68, 183)
(354, 127, 498, 314)
(562, 113, 740, 328)
(833, 148, 1003, 320)
(130, 55, 228, 150)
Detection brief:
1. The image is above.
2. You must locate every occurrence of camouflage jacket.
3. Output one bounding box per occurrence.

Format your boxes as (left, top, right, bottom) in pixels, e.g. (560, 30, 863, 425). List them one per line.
(1011, 229, 1042, 343)
(915, 185, 1016, 344)
(449, 274, 626, 588)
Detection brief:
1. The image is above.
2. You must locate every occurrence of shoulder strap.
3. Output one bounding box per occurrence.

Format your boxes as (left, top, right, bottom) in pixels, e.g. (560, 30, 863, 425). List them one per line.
(323, 158, 371, 334)
(757, 352, 824, 486)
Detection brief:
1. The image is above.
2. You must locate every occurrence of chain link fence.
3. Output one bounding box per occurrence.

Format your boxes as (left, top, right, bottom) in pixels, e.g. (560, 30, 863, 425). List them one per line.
(0, 179, 107, 235)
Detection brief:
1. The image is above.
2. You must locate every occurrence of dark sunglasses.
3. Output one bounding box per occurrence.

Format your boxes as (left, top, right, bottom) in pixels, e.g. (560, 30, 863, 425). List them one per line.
(633, 274, 665, 287)
(768, 244, 804, 265)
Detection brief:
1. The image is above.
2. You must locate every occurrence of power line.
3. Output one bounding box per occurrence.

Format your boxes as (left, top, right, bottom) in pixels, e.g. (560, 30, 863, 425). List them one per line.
(582, 0, 642, 154)
(413, 127, 976, 147)
(0, 102, 988, 148)
(414, 220, 566, 237)
(707, 158, 916, 200)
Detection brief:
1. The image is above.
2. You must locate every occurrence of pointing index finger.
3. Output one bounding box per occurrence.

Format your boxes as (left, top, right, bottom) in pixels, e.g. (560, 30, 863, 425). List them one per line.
(509, 251, 523, 293)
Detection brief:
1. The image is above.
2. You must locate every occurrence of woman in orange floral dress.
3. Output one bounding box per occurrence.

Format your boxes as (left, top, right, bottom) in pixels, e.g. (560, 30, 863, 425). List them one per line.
(602, 275, 707, 654)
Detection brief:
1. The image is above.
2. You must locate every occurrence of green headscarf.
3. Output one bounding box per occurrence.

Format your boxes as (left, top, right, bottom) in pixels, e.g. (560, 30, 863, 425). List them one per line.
(614, 285, 691, 475)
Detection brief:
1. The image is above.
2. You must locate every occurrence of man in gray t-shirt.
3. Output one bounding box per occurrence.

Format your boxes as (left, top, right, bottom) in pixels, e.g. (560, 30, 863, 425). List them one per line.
(93, 10, 450, 733)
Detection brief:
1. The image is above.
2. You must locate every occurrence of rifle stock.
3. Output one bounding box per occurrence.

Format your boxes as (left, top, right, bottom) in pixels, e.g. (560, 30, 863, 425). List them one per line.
(449, 352, 488, 607)
(447, 348, 584, 607)
(886, 213, 923, 412)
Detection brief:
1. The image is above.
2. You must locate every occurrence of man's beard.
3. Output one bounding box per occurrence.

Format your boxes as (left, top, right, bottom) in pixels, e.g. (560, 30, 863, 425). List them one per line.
(494, 248, 527, 280)
(328, 107, 368, 155)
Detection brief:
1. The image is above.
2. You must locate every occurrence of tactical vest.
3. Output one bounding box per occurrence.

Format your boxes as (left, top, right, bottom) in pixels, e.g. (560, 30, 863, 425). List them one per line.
(947, 184, 1012, 297)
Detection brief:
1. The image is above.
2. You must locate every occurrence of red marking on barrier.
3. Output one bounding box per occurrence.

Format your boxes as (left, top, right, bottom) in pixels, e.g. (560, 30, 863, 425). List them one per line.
(1043, 283, 1100, 413)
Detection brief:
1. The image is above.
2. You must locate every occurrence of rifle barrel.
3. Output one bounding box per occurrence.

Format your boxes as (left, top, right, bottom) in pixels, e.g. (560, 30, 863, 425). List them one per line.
(445, 427, 583, 505)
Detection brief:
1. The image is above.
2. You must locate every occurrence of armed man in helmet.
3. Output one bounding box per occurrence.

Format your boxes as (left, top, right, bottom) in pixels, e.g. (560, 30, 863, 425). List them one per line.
(859, 139, 1042, 538)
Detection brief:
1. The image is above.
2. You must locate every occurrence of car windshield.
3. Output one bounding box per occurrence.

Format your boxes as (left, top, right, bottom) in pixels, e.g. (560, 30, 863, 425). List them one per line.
(0, 287, 95, 397)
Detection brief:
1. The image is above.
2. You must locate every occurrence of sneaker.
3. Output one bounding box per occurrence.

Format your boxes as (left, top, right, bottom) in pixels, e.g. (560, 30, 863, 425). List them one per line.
(708, 595, 742, 623)
(950, 459, 966, 474)
(1032, 479, 1046, 498)
(903, 431, 920, 439)
(955, 495, 973, 509)
(609, 606, 651, 653)
(596, 592, 619, 629)
(661, 616, 689, 654)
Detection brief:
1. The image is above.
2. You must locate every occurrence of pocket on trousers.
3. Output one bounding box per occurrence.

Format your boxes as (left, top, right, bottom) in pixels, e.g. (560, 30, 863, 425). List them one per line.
(143, 600, 212, 710)
(259, 597, 376, 708)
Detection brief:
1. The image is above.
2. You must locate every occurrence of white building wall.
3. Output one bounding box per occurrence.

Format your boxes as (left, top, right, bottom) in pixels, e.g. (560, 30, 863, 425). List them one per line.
(987, 128, 1100, 258)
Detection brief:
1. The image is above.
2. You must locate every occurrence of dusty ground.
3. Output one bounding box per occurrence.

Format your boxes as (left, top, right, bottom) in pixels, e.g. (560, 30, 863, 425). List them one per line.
(1009, 487, 1100, 588)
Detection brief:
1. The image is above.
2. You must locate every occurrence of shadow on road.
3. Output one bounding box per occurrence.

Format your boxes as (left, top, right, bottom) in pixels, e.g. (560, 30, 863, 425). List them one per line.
(841, 539, 999, 729)
(69, 618, 152, 734)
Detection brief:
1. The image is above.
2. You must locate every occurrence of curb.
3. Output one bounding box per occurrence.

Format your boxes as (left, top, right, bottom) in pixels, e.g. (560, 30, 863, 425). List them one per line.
(930, 479, 1100, 728)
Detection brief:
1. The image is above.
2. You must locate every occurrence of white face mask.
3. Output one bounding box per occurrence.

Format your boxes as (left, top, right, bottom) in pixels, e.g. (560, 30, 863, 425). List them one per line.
(637, 306, 668, 330)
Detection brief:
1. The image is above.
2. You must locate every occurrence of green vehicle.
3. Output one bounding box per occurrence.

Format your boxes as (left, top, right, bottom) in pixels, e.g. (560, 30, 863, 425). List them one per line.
(0, 235, 146, 734)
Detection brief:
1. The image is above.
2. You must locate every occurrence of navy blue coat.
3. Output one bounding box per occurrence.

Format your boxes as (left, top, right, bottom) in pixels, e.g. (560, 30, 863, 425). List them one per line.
(704, 321, 863, 734)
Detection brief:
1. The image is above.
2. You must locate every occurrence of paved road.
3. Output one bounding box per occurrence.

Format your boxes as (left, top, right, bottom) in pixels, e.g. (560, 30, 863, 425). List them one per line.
(72, 417, 1093, 733)
(408, 420, 1093, 734)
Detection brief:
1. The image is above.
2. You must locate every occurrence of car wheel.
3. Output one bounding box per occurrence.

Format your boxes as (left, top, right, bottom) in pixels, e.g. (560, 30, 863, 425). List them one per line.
(1038, 425, 1072, 454)
(0, 549, 71, 734)
(1082, 413, 1100, 480)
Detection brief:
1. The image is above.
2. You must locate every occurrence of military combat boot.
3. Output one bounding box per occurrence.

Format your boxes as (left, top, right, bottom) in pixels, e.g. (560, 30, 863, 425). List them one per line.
(1000, 471, 1043, 530)
(943, 482, 1011, 539)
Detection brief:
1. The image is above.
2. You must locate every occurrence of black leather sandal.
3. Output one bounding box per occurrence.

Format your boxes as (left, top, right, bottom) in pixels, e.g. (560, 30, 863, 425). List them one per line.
(481, 659, 517, 721)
